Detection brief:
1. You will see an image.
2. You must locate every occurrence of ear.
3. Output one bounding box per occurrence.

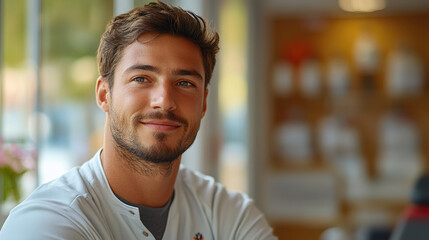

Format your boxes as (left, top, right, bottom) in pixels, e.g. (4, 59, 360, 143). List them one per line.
(96, 76, 110, 113)
(201, 89, 208, 119)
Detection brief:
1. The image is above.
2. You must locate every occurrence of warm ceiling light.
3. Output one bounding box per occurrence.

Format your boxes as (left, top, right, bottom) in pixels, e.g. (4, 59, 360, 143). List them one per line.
(339, 0, 386, 12)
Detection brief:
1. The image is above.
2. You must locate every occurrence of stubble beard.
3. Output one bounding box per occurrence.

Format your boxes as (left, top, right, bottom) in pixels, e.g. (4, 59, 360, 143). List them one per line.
(110, 106, 199, 175)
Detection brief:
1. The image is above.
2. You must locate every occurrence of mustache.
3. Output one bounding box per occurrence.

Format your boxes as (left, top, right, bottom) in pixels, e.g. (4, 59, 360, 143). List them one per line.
(135, 111, 188, 126)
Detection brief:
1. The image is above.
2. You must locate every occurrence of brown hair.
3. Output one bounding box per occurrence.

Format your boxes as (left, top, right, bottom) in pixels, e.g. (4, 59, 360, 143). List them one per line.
(97, 1, 219, 89)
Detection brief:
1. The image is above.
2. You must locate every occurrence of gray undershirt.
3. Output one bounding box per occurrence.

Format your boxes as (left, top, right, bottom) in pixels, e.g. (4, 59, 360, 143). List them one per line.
(115, 192, 174, 240)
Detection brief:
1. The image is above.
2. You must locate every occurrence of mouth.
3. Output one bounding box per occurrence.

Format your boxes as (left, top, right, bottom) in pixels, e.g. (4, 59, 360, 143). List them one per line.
(141, 120, 181, 131)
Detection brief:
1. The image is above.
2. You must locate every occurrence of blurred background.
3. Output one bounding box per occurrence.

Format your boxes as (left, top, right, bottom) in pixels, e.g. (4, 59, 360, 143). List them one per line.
(1, 0, 429, 239)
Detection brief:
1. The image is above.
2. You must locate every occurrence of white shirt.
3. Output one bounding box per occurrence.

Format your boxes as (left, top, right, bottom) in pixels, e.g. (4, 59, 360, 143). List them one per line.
(0, 150, 276, 240)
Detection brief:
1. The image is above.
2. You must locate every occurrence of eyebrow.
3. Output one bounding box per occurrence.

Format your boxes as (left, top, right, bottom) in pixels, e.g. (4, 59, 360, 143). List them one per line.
(172, 69, 203, 81)
(124, 64, 161, 74)
(125, 64, 203, 81)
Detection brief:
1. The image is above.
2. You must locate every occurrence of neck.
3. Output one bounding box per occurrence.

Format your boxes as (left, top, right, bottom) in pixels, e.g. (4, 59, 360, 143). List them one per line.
(101, 140, 181, 208)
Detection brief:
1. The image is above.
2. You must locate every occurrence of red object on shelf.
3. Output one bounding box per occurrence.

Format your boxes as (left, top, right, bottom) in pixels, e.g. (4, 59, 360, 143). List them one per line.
(281, 40, 314, 67)
(403, 206, 429, 220)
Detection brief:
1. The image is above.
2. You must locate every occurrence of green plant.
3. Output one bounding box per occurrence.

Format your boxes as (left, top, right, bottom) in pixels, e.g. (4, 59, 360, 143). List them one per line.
(0, 141, 36, 202)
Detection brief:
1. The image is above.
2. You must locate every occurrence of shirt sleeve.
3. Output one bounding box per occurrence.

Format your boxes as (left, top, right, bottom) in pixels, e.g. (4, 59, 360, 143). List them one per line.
(213, 186, 278, 240)
(0, 200, 96, 240)
(232, 201, 278, 240)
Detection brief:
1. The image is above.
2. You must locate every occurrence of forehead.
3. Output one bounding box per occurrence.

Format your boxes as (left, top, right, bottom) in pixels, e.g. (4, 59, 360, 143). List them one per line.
(115, 33, 205, 77)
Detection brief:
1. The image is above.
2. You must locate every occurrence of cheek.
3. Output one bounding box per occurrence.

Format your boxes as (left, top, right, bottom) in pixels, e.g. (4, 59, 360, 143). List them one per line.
(110, 91, 149, 124)
(181, 95, 205, 120)
(118, 89, 148, 110)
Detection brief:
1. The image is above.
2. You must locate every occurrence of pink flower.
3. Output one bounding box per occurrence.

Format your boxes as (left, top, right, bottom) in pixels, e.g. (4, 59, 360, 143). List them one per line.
(0, 141, 37, 173)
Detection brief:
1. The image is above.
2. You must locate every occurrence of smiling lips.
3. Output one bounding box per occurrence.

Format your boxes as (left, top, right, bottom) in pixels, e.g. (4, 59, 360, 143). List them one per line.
(141, 120, 181, 131)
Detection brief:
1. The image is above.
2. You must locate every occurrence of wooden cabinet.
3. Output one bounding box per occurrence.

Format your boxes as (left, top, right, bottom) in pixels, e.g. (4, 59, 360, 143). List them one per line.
(265, 14, 429, 239)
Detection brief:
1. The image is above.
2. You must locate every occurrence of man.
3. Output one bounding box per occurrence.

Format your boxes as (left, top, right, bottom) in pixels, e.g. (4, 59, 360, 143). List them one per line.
(0, 1, 276, 239)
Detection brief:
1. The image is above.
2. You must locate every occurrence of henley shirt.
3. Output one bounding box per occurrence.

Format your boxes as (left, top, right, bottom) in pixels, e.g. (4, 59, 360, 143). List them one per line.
(0, 149, 277, 240)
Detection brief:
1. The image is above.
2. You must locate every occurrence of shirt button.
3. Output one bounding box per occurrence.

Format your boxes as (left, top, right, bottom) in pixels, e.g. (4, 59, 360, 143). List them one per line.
(143, 231, 149, 237)
(129, 210, 135, 215)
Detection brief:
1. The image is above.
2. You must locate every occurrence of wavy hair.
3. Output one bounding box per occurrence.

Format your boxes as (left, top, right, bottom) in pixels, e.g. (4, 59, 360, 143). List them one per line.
(97, 1, 219, 89)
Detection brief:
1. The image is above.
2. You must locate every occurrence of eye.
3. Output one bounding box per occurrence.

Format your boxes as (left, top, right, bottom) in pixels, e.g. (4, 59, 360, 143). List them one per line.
(177, 81, 195, 87)
(132, 76, 149, 83)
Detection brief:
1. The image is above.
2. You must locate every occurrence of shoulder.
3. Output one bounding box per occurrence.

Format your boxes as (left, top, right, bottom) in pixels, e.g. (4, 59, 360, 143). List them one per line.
(0, 162, 99, 239)
(24, 161, 95, 207)
(178, 166, 250, 204)
(177, 166, 251, 209)
(0, 196, 91, 239)
(176, 166, 277, 240)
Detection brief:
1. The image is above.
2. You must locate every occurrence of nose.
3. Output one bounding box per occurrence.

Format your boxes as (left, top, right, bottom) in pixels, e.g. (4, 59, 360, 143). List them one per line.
(150, 81, 177, 111)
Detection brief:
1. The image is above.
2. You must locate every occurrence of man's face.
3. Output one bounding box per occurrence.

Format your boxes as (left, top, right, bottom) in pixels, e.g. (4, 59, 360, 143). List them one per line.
(99, 33, 207, 164)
